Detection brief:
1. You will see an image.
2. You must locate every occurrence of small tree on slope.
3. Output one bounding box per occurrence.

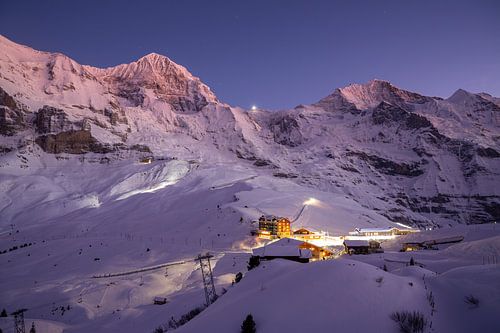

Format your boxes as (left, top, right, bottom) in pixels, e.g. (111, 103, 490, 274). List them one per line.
(241, 314, 256, 333)
(247, 256, 260, 271)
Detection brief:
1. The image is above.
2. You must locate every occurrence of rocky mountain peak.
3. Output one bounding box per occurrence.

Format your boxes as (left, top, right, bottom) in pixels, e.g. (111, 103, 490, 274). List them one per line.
(315, 79, 434, 112)
(447, 88, 500, 117)
(88, 51, 218, 110)
(140, 52, 168, 61)
(97, 52, 175, 81)
(447, 88, 479, 104)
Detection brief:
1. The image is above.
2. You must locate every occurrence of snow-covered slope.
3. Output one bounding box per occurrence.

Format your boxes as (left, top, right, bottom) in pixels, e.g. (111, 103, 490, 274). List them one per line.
(178, 256, 500, 333)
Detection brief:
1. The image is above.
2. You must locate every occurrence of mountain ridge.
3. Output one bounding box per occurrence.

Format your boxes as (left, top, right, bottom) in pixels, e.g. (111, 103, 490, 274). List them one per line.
(1, 35, 499, 227)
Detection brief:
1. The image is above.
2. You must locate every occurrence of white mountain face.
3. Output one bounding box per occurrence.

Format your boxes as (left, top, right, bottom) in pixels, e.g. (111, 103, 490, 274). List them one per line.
(0, 34, 499, 228)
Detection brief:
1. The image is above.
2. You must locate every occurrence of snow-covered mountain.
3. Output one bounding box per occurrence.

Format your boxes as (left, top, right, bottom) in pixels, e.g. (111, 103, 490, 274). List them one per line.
(1, 34, 499, 229)
(1, 35, 500, 333)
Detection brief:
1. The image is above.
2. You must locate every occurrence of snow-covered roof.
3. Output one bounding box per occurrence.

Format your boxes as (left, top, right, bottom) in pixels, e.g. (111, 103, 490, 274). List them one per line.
(354, 227, 397, 233)
(253, 246, 308, 258)
(293, 226, 320, 234)
(260, 215, 278, 220)
(253, 238, 311, 258)
(343, 240, 370, 247)
(354, 227, 419, 233)
(260, 215, 289, 222)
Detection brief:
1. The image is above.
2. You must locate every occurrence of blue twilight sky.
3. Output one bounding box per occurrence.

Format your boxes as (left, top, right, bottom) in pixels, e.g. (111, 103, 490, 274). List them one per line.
(1, 0, 499, 110)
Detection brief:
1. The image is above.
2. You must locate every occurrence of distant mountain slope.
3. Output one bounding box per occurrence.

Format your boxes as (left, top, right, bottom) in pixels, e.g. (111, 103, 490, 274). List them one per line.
(0, 34, 498, 227)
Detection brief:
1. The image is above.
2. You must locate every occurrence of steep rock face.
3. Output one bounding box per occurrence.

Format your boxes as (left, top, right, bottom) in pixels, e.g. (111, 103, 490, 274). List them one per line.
(347, 151, 425, 177)
(35, 106, 86, 134)
(94, 53, 218, 112)
(270, 113, 303, 147)
(477, 147, 500, 158)
(0, 87, 27, 135)
(371, 101, 433, 130)
(35, 130, 111, 154)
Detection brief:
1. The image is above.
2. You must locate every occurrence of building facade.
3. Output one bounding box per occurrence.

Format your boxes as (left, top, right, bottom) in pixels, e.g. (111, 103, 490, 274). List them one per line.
(293, 228, 323, 241)
(258, 215, 292, 239)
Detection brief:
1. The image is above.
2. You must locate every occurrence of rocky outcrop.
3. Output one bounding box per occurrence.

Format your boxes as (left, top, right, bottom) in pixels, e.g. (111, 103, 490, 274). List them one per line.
(393, 193, 500, 224)
(35, 106, 85, 134)
(0, 87, 27, 135)
(444, 138, 476, 164)
(270, 114, 303, 147)
(103, 108, 128, 125)
(348, 151, 424, 177)
(35, 130, 111, 154)
(129, 144, 152, 153)
(167, 93, 210, 113)
(371, 101, 433, 130)
(477, 147, 500, 158)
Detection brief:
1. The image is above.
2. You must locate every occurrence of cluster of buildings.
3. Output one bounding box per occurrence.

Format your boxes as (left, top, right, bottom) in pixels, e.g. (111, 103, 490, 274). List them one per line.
(252, 215, 336, 262)
(345, 227, 420, 254)
(251, 215, 425, 262)
(256, 216, 420, 241)
(349, 227, 420, 238)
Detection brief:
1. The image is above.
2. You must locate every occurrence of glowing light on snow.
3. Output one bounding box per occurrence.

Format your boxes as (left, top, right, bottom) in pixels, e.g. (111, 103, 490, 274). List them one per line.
(303, 197, 320, 207)
(115, 177, 180, 201)
(395, 222, 413, 229)
(112, 161, 190, 201)
(233, 237, 267, 251)
(251, 105, 257, 111)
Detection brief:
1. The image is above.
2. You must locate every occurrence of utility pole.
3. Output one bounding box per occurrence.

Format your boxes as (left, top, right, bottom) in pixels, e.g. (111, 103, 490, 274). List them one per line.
(12, 309, 27, 333)
(196, 253, 217, 306)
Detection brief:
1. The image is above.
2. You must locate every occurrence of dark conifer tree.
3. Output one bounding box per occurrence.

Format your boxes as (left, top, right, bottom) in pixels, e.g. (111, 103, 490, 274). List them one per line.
(241, 314, 256, 333)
